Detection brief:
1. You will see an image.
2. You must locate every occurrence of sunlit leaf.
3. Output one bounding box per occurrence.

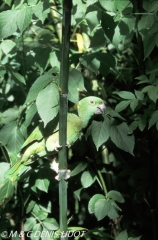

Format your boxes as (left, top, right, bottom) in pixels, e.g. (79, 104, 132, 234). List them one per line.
(36, 84, 59, 126)
(35, 179, 50, 193)
(42, 218, 59, 230)
(88, 194, 105, 214)
(81, 171, 96, 188)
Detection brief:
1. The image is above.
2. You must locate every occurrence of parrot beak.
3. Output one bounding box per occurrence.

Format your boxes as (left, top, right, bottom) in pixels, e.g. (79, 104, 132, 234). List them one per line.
(95, 102, 106, 114)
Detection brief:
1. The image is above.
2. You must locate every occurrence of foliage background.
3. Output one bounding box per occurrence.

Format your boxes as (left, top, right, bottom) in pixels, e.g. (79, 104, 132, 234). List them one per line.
(0, 0, 158, 240)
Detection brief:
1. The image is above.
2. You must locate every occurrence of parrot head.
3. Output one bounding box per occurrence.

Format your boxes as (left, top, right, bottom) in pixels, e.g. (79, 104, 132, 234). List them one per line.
(78, 96, 106, 128)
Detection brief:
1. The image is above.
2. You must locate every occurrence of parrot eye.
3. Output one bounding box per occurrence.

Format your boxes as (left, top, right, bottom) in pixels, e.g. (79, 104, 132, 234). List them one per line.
(89, 100, 95, 105)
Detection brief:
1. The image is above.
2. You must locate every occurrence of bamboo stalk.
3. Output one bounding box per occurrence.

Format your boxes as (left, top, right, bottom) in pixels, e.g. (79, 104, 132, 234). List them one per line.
(58, 0, 72, 239)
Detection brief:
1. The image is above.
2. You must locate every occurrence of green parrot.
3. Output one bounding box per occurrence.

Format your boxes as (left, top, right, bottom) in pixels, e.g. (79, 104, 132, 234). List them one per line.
(4, 96, 106, 182)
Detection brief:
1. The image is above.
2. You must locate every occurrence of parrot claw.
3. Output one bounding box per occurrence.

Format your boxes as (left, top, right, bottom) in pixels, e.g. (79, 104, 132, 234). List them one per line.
(54, 142, 62, 152)
(50, 158, 58, 173)
(66, 141, 70, 147)
(55, 169, 71, 181)
(55, 141, 70, 152)
(50, 159, 71, 180)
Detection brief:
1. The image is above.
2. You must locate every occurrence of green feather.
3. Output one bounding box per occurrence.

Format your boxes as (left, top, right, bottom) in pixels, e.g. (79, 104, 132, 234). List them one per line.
(5, 96, 106, 181)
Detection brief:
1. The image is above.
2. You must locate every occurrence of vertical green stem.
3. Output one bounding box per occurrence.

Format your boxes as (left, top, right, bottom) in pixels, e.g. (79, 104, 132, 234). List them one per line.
(58, 0, 72, 239)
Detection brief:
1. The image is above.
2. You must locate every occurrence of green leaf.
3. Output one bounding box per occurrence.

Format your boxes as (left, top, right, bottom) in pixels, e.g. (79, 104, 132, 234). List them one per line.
(107, 201, 120, 219)
(24, 217, 37, 231)
(23, 103, 37, 127)
(107, 190, 125, 203)
(148, 1, 158, 12)
(144, 35, 156, 60)
(148, 85, 158, 103)
(135, 75, 149, 84)
(0, 163, 15, 206)
(74, 188, 83, 201)
(130, 99, 139, 112)
(115, 100, 132, 112)
(90, 28, 105, 49)
(0, 122, 24, 153)
(81, 171, 96, 188)
(1, 40, 16, 54)
(32, 204, 41, 215)
(91, 120, 109, 150)
(134, 90, 144, 100)
(72, 0, 86, 24)
(81, 53, 115, 77)
(142, 85, 158, 102)
(32, 2, 50, 23)
(115, 91, 135, 100)
(42, 218, 59, 230)
(7, 127, 24, 153)
(115, 230, 128, 240)
(138, 15, 154, 31)
(7, 66, 26, 85)
(0, 10, 18, 38)
(112, 26, 124, 49)
(110, 122, 135, 155)
(128, 121, 139, 134)
(22, 126, 43, 148)
(36, 84, 59, 126)
(99, 0, 116, 12)
(36, 210, 48, 221)
(86, 0, 98, 7)
(141, 85, 153, 93)
(68, 68, 86, 103)
(139, 118, 147, 132)
(106, 107, 125, 121)
(0, 163, 11, 182)
(35, 179, 50, 193)
(34, 46, 51, 74)
(32, 223, 42, 239)
(93, 197, 121, 220)
(5, 0, 12, 6)
(80, 54, 100, 74)
(25, 74, 54, 104)
(101, 11, 116, 41)
(149, 72, 155, 82)
(128, 237, 142, 240)
(0, 178, 15, 206)
(40, 201, 52, 213)
(119, 16, 135, 35)
(70, 162, 88, 177)
(49, 51, 60, 71)
(0, 122, 16, 145)
(110, 200, 122, 211)
(0, 108, 19, 124)
(88, 194, 105, 214)
(26, 200, 36, 214)
(149, 110, 158, 128)
(16, 7, 32, 33)
(85, 11, 100, 33)
(28, 0, 38, 4)
(114, 0, 130, 12)
(94, 199, 110, 221)
(96, 53, 115, 77)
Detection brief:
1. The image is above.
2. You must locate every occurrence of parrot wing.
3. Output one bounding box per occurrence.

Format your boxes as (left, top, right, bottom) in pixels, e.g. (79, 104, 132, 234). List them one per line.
(22, 125, 43, 149)
(22, 115, 59, 149)
(46, 113, 83, 152)
(5, 97, 106, 182)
